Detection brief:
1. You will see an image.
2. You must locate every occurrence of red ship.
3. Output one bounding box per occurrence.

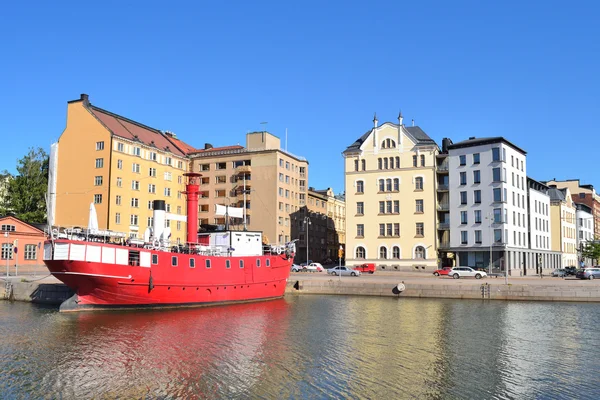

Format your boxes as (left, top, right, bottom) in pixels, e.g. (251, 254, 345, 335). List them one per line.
(43, 173, 295, 312)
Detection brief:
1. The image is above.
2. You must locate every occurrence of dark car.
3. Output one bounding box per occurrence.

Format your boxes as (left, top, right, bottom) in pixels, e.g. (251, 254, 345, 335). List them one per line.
(564, 266, 577, 276)
(575, 267, 600, 280)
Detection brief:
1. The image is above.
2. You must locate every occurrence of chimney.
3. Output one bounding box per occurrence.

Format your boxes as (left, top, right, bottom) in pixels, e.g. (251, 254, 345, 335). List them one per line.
(469, 136, 476, 140)
(204, 143, 213, 150)
(80, 93, 89, 105)
(412, 119, 415, 127)
(398, 110, 403, 126)
(397, 110, 403, 146)
(373, 112, 378, 128)
(441, 138, 453, 153)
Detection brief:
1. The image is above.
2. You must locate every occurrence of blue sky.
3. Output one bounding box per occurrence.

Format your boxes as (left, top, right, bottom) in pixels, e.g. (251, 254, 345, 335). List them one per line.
(1, 1, 598, 195)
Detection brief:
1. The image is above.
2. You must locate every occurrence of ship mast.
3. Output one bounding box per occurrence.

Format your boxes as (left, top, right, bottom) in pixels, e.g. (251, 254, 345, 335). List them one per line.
(183, 172, 202, 247)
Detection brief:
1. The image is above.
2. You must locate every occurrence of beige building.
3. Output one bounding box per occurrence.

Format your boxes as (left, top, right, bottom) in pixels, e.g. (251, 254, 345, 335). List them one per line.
(188, 132, 308, 246)
(50, 94, 191, 244)
(343, 113, 439, 271)
(549, 187, 577, 267)
(546, 179, 600, 240)
(310, 188, 346, 261)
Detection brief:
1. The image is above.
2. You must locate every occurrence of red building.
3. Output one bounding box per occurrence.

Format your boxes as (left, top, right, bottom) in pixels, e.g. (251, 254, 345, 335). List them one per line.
(0, 216, 46, 274)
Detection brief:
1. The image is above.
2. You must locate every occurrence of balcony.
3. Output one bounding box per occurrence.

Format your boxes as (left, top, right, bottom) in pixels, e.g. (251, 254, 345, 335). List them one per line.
(437, 222, 450, 230)
(236, 190, 251, 201)
(438, 241, 450, 249)
(437, 184, 449, 191)
(437, 202, 449, 211)
(236, 165, 252, 174)
(437, 163, 449, 173)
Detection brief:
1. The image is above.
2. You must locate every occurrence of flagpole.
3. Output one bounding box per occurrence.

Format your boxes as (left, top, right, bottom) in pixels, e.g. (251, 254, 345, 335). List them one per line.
(243, 172, 247, 231)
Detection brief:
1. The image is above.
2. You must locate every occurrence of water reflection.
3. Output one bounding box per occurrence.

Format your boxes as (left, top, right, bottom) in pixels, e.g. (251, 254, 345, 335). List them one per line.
(1, 298, 600, 399)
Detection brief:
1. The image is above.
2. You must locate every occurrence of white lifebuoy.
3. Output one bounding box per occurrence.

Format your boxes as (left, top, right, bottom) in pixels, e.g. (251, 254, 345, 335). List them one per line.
(396, 283, 405, 292)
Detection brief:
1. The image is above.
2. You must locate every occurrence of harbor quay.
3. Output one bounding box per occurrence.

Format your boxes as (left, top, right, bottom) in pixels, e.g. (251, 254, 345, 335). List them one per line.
(3, 269, 600, 305)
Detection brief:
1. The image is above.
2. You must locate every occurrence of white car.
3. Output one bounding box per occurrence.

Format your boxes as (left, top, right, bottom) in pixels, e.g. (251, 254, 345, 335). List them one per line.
(291, 264, 303, 272)
(449, 267, 487, 279)
(327, 266, 360, 276)
(308, 262, 324, 272)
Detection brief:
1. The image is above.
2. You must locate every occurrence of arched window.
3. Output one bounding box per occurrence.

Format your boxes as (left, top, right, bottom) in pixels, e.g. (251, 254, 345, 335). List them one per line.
(395, 156, 400, 168)
(356, 246, 366, 259)
(379, 246, 387, 259)
(381, 139, 396, 149)
(384, 158, 388, 169)
(415, 177, 423, 190)
(386, 179, 392, 192)
(393, 178, 399, 191)
(415, 246, 425, 259)
(389, 157, 394, 169)
(378, 158, 382, 170)
(393, 246, 400, 259)
(379, 179, 385, 192)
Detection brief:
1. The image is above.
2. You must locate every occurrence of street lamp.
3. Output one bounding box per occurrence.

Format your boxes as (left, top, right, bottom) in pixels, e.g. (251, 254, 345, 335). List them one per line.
(304, 216, 311, 264)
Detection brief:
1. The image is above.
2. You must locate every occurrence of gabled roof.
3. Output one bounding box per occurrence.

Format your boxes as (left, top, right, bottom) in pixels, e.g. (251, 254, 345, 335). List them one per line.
(548, 188, 566, 202)
(0, 215, 45, 234)
(88, 105, 187, 157)
(343, 123, 437, 154)
(164, 135, 198, 155)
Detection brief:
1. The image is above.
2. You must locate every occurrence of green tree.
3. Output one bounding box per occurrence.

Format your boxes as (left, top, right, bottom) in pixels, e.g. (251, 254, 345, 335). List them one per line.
(3, 147, 49, 223)
(582, 241, 600, 265)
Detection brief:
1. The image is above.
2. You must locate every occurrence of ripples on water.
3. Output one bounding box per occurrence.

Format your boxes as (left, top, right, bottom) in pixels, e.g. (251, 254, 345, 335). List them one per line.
(1, 297, 600, 399)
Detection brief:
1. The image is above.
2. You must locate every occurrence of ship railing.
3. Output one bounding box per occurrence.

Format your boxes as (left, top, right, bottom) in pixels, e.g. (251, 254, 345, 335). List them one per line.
(47, 225, 128, 244)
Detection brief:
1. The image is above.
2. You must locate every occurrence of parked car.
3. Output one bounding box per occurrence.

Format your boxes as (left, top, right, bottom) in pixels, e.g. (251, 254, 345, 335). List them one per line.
(433, 267, 452, 277)
(308, 262, 324, 272)
(449, 267, 487, 279)
(575, 267, 600, 280)
(564, 266, 577, 276)
(552, 269, 567, 277)
(328, 266, 361, 276)
(291, 264, 303, 272)
(353, 263, 376, 274)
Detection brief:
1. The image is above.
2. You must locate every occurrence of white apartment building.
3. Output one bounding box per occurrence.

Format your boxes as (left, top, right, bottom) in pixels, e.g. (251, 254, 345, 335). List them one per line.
(527, 178, 561, 273)
(576, 203, 595, 267)
(448, 137, 559, 275)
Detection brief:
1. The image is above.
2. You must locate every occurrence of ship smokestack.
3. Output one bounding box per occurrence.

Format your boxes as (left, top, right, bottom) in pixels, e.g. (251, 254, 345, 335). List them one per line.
(183, 172, 202, 245)
(153, 200, 166, 241)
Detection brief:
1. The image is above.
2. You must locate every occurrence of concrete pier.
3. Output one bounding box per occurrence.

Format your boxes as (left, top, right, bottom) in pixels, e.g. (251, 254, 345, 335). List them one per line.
(1, 276, 72, 305)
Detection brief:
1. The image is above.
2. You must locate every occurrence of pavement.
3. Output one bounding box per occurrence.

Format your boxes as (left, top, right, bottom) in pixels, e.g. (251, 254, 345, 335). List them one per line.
(290, 270, 597, 287)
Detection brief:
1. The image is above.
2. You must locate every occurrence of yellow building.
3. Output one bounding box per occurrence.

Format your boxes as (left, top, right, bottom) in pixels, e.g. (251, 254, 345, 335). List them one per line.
(549, 187, 577, 267)
(343, 113, 439, 271)
(188, 132, 309, 246)
(51, 94, 191, 243)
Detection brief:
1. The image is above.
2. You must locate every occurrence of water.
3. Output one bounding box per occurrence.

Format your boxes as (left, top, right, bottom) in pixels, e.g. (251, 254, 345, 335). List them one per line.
(1, 297, 599, 399)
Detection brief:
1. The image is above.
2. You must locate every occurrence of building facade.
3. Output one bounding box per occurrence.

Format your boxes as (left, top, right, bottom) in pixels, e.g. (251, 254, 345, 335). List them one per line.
(343, 114, 439, 271)
(575, 203, 595, 267)
(448, 137, 561, 275)
(527, 178, 561, 273)
(310, 188, 346, 262)
(51, 94, 190, 244)
(0, 216, 46, 270)
(545, 179, 600, 240)
(549, 187, 577, 268)
(188, 132, 309, 247)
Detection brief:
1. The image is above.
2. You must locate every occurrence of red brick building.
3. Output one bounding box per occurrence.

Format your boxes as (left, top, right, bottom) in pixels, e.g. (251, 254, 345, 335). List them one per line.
(0, 216, 46, 273)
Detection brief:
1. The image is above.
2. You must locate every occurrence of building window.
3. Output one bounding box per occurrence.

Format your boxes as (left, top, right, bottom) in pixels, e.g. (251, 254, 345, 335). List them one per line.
(386, 179, 392, 192)
(460, 172, 467, 185)
(473, 170, 481, 184)
(115, 213, 121, 224)
(165, 157, 172, 166)
(216, 162, 227, 170)
(1, 243, 13, 260)
(361, 160, 366, 171)
(473, 153, 480, 164)
(414, 246, 425, 259)
(95, 158, 104, 168)
(115, 195, 122, 205)
(393, 178, 399, 191)
(394, 200, 400, 214)
(356, 181, 364, 193)
(493, 167, 501, 182)
(415, 177, 423, 190)
(492, 147, 501, 161)
(379, 246, 387, 259)
(96, 141, 104, 151)
(354, 159, 359, 171)
(494, 229, 503, 243)
(94, 176, 103, 186)
(130, 197, 139, 208)
(21, 244, 36, 260)
(164, 188, 171, 197)
(0, 225, 15, 232)
(132, 181, 140, 190)
(117, 159, 122, 169)
(413, 155, 417, 167)
(475, 230, 482, 244)
(460, 191, 467, 205)
(147, 216, 153, 227)
(130, 214, 138, 226)
(377, 158, 382, 170)
(493, 188, 502, 202)
(116, 177, 122, 187)
(132, 147, 141, 157)
(416, 199, 423, 213)
(461, 211, 468, 224)
(132, 163, 140, 173)
(164, 172, 172, 181)
(357, 202, 364, 215)
(392, 246, 400, 259)
(416, 223, 424, 237)
(117, 143, 124, 152)
(148, 184, 155, 193)
(357, 224, 364, 237)
(94, 194, 102, 204)
(461, 231, 468, 245)
(459, 155, 466, 166)
(474, 210, 481, 223)
(420, 155, 425, 167)
(356, 246, 366, 259)
(394, 223, 400, 236)
(474, 190, 481, 204)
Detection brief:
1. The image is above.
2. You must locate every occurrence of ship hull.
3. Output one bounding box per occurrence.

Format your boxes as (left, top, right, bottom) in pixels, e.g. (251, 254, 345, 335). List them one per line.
(43, 240, 292, 312)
